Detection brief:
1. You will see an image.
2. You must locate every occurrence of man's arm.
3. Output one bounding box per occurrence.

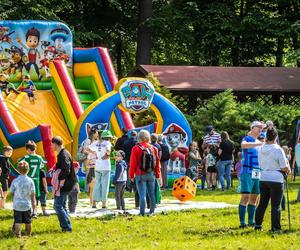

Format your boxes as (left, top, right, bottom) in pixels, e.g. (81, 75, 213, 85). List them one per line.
(31, 193, 36, 212)
(241, 141, 262, 149)
(42, 177, 48, 193)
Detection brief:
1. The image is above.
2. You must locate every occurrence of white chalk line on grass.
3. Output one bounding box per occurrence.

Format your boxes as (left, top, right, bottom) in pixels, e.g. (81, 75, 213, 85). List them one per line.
(4, 198, 237, 218)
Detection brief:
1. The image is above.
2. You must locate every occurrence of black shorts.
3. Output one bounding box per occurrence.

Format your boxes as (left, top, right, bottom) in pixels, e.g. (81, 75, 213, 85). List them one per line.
(14, 210, 32, 224)
(207, 166, 217, 173)
(87, 168, 95, 184)
(0, 177, 8, 192)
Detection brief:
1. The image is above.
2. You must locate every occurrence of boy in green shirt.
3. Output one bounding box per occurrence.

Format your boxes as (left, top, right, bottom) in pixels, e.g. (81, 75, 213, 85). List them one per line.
(18, 141, 47, 217)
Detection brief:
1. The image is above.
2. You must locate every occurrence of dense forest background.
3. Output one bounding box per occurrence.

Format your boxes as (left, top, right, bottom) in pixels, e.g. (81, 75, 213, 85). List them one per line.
(1, 0, 299, 77)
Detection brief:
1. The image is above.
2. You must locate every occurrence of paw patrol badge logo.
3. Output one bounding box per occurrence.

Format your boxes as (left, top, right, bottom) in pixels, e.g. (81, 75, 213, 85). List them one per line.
(119, 79, 155, 113)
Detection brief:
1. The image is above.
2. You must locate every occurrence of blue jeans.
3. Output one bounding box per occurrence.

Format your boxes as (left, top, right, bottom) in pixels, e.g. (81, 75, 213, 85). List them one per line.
(37, 191, 47, 207)
(93, 170, 110, 202)
(54, 192, 72, 231)
(135, 172, 156, 216)
(218, 160, 232, 189)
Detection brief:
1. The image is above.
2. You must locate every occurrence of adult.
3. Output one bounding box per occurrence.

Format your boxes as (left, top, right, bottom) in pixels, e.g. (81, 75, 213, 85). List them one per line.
(51, 136, 77, 232)
(92, 130, 113, 209)
(129, 130, 162, 216)
(218, 131, 235, 191)
(158, 135, 170, 188)
(202, 125, 221, 148)
(255, 128, 290, 232)
(239, 121, 265, 228)
(83, 129, 99, 207)
(0, 146, 13, 208)
(114, 127, 128, 151)
(151, 133, 162, 159)
(123, 131, 138, 164)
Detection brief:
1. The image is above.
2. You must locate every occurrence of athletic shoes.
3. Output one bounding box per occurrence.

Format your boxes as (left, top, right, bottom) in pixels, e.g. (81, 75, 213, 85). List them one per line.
(239, 224, 248, 229)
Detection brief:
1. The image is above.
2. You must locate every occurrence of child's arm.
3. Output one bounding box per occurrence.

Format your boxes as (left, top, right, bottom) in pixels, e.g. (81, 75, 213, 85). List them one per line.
(42, 177, 48, 193)
(31, 193, 36, 212)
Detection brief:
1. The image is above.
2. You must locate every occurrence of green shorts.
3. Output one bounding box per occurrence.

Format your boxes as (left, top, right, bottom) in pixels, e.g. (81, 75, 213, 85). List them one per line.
(240, 173, 260, 194)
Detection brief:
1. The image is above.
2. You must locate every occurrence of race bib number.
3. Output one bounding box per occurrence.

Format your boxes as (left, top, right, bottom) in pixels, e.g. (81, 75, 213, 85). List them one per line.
(251, 169, 261, 180)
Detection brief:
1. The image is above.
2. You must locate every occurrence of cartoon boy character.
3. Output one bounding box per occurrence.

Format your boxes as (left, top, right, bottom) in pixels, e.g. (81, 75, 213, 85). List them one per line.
(40, 46, 56, 78)
(16, 27, 41, 80)
(163, 124, 188, 174)
(18, 74, 36, 102)
(0, 72, 20, 96)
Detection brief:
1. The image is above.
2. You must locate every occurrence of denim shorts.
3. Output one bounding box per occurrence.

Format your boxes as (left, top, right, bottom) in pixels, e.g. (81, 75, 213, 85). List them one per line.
(240, 173, 260, 194)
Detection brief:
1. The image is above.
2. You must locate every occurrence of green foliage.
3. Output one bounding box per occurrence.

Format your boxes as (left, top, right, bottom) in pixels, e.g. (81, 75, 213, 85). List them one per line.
(188, 90, 300, 147)
(132, 73, 179, 127)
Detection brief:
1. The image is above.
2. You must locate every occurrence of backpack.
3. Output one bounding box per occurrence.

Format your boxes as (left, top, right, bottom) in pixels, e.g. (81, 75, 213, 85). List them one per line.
(138, 145, 156, 173)
(160, 144, 170, 162)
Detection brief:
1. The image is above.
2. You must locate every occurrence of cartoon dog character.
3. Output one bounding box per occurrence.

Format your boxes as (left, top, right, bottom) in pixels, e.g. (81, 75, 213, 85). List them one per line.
(40, 46, 56, 78)
(9, 46, 28, 80)
(0, 52, 12, 75)
(163, 124, 188, 174)
(0, 26, 15, 44)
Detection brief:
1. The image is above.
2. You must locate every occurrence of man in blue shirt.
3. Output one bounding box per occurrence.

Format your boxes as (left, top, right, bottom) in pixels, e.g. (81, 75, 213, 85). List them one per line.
(239, 121, 265, 228)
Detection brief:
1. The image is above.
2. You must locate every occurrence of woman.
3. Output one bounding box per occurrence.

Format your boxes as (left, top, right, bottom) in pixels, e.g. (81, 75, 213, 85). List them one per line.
(218, 131, 235, 191)
(129, 130, 162, 216)
(84, 129, 99, 207)
(255, 128, 290, 232)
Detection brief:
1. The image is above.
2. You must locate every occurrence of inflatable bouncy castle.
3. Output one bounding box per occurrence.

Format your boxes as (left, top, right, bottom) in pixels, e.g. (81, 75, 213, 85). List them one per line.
(0, 20, 192, 186)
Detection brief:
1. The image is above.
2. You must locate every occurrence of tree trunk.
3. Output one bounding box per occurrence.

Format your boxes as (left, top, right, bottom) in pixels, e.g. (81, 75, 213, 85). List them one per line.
(275, 37, 284, 67)
(116, 35, 123, 78)
(136, 0, 152, 65)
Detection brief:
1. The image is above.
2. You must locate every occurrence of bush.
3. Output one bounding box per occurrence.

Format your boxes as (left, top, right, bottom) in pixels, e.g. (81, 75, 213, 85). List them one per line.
(187, 90, 300, 148)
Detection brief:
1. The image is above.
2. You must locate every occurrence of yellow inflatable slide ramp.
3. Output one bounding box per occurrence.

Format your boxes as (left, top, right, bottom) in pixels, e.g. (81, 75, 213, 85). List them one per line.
(5, 91, 72, 154)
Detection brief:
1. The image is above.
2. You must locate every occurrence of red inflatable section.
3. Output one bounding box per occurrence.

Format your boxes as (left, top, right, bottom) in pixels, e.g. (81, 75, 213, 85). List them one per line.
(39, 124, 56, 169)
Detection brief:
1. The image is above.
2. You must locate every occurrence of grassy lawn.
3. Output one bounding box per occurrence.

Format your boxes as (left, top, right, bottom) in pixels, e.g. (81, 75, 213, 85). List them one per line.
(1, 180, 300, 250)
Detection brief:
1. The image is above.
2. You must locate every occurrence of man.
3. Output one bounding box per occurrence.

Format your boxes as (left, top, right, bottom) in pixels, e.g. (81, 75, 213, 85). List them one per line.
(51, 136, 77, 232)
(202, 125, 221, 148)
(114, 128, 128, 151)
(157, 135, 170, 189)
(239, 121, 265, 228)
(123, 131, 138, 164)
(151, 133, 162, 159)
(0, 146, 13, 208)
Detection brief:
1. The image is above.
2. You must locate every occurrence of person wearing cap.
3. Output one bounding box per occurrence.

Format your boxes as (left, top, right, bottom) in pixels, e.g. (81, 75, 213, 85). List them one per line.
(203, 125, 221, 148)
(238, 121, 265, 228)
(91, 130, 113, 209)
(113, 150, 127, 210)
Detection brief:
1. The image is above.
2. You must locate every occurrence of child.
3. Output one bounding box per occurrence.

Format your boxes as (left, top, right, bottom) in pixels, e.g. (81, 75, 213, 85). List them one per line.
(68, 162, 80, 214)
(113, 150, 127, 210)
(18, 75, 36, 102)
(235, 152, 242, 193)
(18, 141, 46, 217)
(85, 146, 97, 207)
(205, 147, 217, 190)
(10, 161, 36, 237)
(0, 146, 13, 208)
(38, 168, 49, 216)
(187, 141, 202, 182)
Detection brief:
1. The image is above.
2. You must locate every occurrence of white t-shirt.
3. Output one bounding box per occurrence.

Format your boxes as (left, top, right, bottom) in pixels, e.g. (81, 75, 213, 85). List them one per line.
(89, 140, 112, 171)
(258, 144, 288, 183)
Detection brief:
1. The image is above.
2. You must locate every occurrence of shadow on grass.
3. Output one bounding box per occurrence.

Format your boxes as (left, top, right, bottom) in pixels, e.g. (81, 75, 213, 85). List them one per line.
(0, 228, 69, 240)
(0, 214, 14, 221)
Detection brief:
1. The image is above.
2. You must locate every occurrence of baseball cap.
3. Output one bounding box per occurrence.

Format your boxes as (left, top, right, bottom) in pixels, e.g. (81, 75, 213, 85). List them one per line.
(206, 125, 214, 133)
(251, 121, 266, 128)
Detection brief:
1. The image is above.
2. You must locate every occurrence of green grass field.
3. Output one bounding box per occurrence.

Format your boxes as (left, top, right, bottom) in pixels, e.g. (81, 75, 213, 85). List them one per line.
(1, 180, 300, 250)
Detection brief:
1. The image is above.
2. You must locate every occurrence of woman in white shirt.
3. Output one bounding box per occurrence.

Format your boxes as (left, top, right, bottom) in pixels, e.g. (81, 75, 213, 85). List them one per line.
(255, 128, 290, 232)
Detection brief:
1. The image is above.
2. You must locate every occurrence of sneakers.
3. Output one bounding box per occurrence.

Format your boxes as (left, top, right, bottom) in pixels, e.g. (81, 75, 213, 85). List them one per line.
(239, 224, 248, 229)
(42, 211, 50, 216)
(32, 213, 38, 219)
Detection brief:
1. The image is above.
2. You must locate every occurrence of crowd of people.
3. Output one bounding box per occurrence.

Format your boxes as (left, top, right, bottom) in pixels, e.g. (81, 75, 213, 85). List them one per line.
(0, 120, 299, 236)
